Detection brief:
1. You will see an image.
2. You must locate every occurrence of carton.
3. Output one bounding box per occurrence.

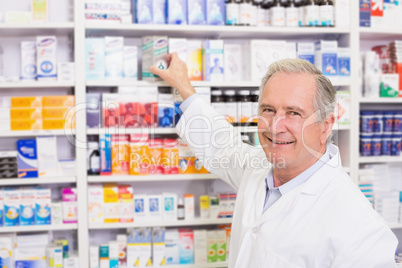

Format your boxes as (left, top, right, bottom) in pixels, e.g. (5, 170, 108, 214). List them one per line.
(134, 194, 149, 220)
(100, 134, 112, 175)
(380, 74, 399, 97)
(224, 43, 242, 82)
(32, 0, 48, 22)
(20, 188, 36, 226)
(206, 0, 225, 25)
(4, 188, 20, 226)
(123, 46, 138, 80)
(36, 136, 59, 177)
(136, 0, 153, 24)
(42, 118, 75, 130)
(162, 138, 179, 174)
(162, 193, 177, 220)
(11, 119, 42, 131)
(86, 93, 101, 128)
(102, 93, 120, 128)
(179, 141, 195, 174)
(57, 62, 75, 81)
(165, 229, 180, 264)
(42, 95, 75, 107)
(149, 138, 163, 174)
(10, 108, 41, 120)
(117, 235, 127, 267)
(111, 134, 130, 175)
(141, 36, 168, 81)
(203, 40, 224, 81)
(118, 89, 140, 128)
(297, 42, 315, 65)
(51, 202, 62, 225)
(179, 229, 194, 264)
(168, 0, 187, 24)
(35, 188, 51, 225)
(148, 194, 162, 220)
(129, 133, 150, 175)
(207, 231, 217, 263)
(194, 230, 207, 264)
(188, 0, 206, 25)
(0, 189, 3, 226)
(138, 86, 158, 127)
(127, 228, 152, 267)
(42, 107, 74, 119)
(314, 40, 338, 76)
(17, 139, 39, 178)
(118, 185, 134, 223)
(99, 244, 109, 268)
(62, 188, 78, 224)
(36, 36, 57, 81)
(109, 241, 119, 268)
(152, 227, 166, 267)
(11, 96, 42, 108)
(153, 0, 167, 24)
(158, 87, 174, 128)
(216, 230, 227, 262)
(187, 40, 203, 81)
(103, 183, 119, 223)
(105, 36, 124, 79)
(169, 38, 187, 63)
(337, 48, 351, 76)
(88, 185, 104, 223)
(85, 38, 105, 81)
(21, 41, 37, 81)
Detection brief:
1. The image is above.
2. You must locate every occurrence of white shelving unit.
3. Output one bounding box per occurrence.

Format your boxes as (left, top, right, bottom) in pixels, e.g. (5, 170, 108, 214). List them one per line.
(0, 130, 76, 137)
(359, 98, 402, 104)
(0, 81, 75, 88)
(359, 156, 402, 164)
(88, 174, 220, 183)
(0, 224, 78, 233)
(0, 177, 76, 186)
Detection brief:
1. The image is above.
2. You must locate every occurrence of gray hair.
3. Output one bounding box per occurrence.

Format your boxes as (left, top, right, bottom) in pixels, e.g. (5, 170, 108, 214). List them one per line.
(259, 59, 336, 144)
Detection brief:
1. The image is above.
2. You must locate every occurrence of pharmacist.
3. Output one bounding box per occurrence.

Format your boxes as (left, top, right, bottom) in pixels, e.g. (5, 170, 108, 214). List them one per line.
(150, 55, 398, 267)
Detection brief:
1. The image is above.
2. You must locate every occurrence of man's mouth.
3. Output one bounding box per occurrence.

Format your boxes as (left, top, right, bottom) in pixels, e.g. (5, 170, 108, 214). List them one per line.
(267, 136, 295, 145)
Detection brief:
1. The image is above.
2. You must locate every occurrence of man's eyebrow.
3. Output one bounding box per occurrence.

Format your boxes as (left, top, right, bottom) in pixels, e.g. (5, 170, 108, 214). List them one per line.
(259, 104, 274, 109)
(286, 106, 305, 114)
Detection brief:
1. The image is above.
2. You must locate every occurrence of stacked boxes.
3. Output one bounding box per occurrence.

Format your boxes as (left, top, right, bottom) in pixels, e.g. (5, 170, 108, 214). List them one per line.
(0, 151, 18, 179)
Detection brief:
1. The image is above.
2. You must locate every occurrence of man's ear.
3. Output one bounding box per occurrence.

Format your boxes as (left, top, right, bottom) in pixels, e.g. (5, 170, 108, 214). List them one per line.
(321, 113, 335, 144)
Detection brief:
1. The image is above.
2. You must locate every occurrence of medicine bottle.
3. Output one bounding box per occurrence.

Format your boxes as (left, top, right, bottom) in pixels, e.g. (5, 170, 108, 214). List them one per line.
(223, 90, 237, 124)
(240, 0, 252, 26)
(255, 0, 266, 26)
(237, 89, 253, 125)
(271, 0, 285, 27)
(251, 89, 259, 123)
(262, 0, 273, 26)
(226, 0, 240, 25)
(211, 90, 226, 116)
(305, 0, 319, 26)
(177, 198, 185, 220)
(286, 0, 299, 27)
(296, 0, 305, 26)
(88, 141, 100, 175)
(319, 0, 334, 27)
(250, 0, 259, 26)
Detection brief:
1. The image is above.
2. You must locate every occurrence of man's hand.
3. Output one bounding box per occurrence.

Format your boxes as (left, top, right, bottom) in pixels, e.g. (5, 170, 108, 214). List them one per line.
(149, 53, 196, 100)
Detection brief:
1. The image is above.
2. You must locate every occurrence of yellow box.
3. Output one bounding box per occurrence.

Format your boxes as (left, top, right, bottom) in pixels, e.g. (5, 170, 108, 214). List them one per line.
(42, 118, 75, 130)
(10, 108, 41, 120)
(179, 157, 195, 174)
(103, 183, 119, 223)
(129, 135, 150, 175)
(11, 97, 42, 108)
(194, 158, 209, 174)
(11, 119, 42, 131)
(42, 95, 75, 107)
(111, 135, 130, 175)
(42, 107, 75, 119)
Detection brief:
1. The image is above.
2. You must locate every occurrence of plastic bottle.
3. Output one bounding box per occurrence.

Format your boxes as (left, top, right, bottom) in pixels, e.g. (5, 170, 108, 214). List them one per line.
(88, 141, 100, 175)
(271, 0, 285, 27)
(255, 0, 266, 26)
(224, 90, 237, 124)
(226, 0, 240, 25)
(262, 0, 273, 26)
(251, 89, 259, 123)
(250, 0, 259, 26)
(211, 90, 226, 116)
(319, 0, 334, 27)
(305, 0, 319, 27)
(177, 198, 185, 220)
(236, 90, 253, 125)
(286, 0, 299, 27)
(239, 0, 253, 26)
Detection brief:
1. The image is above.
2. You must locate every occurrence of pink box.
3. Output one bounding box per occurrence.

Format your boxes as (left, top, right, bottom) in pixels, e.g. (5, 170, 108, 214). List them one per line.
(62, 188, 78, 224)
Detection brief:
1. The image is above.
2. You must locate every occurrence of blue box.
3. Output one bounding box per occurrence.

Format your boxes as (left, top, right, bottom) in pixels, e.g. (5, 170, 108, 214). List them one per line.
(187, 0, 206, 25)
(100, 134, 112, 175)
(168, 0, 187, 24)
(315, 40, 338, 76)
(337, 48, 350, 76)
(297, 42, 315, 65)
(17, 139, 38, 178)
(0, 189, 3, 227)
(153, 0, 167, 24)
(4, 188, 20, 226)
(158, 88, 174, 128)
(20, 189, 36, 226)
(35, 188, 51, 225)
(15, 260, 46, 268)
(360, 0, 371, 27)
(85, 38, 105, 81)
(136, 0, 153, 24)
(206, 0, 225, 25)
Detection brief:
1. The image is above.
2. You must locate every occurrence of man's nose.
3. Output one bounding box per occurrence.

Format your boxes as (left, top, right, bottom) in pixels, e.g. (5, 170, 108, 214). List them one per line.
(270, 114, 287, 134)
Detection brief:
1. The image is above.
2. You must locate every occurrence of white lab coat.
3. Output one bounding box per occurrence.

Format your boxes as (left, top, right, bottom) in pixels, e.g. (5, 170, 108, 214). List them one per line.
(176, 97, 398, 268)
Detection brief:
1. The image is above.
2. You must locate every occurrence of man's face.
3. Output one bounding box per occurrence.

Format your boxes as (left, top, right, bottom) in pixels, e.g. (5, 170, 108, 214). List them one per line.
(257, 72, 330, 170)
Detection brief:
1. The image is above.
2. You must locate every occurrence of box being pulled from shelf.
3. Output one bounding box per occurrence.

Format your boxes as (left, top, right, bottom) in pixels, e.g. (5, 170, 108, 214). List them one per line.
(36, 36, 57, 81)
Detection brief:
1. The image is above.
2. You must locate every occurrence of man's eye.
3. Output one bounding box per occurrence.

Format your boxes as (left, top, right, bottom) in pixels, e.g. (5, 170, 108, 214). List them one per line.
(263, 108, 274, 113)
(290, 111, 301, 116)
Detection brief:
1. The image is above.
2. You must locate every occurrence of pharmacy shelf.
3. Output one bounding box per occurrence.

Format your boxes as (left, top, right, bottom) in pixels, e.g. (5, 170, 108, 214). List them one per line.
(86, 79, 350, 88)
(359, 27, 402, 40)
(0, 81, 75, 88)
(358, 156, 402, 164)
(89, 218, 232, 229)
(86, 23, 350, 39)
(333, 123, 350, 131)
(0, 129, 76, 137)
(0, 223, 78, 233)
(0, 22, 74, 36)
(0, 177, 76, 186)
(147, 263, 228, 268)
(388, 223, 402, 229)
(88, 174, 220, 183)
(359, 98, 402, 104)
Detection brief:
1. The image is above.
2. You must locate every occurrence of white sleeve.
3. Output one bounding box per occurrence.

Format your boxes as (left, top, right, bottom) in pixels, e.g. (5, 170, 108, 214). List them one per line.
(330, 222, 398, 267)
(175, 96, 268, 192)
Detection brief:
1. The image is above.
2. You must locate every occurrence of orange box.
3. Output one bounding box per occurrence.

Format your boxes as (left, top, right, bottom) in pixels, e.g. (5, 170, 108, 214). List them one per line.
(42, 95, 75, 107)
(10, 108, 41, 120)
(194, 158, 209, 174)
(111, 134, 130, 175)
(129, 134, 150, 175)
(42, 118, 76, 130)
(11, 97, 42, 108)
(178, 141, 195, 174)
(42, 107, 75, 119)
(162, 138, 179, 174)
(103, 183, 119, 223)
(148, 138, 163, 174)
(11, 119, 42, 131)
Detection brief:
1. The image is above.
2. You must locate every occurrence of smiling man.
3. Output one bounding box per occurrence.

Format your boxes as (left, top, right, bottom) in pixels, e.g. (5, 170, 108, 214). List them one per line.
(150, 56, 397, 267)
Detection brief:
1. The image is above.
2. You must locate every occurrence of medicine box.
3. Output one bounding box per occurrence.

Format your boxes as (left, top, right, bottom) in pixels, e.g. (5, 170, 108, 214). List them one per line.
(42, 95, 74, 107)
(11, 119, 42, 131)
(36, 136, 59, 177)
(337, 48, 351, 76)
(188, 0, 206, 25)
(158, 87, 174, 128)
(152, 227, 166, 267)
(0, 189, 3, 226)
(100, 134, 112, 175)
(88, 185, 104, 224)
(224, 43, 242, 82)
(168, 38, 187, 63)
(42, 118, 75, 130)
(134, 194, 148, 220)
(10, 108, 41, 120)
(62, 188, 78, 224)
(4, 188, 20, 226)
(297, 42, 315, 65)
(168, 0, 187, 25)
(216, 229, 227, 262)
(103, 183, 119, 223)
(153, 0, 166, 24)
(36, 36, 57, 81)
(21, 41, 37, 81)
(11, 96, 42, 108)
(194, 230, 207, 264)
(142, 36, 168, 81)
(187, 40, 203, 81)
(123, 46, 138, 80)
(380, 74, 399, 97)
(136, 0, 153, 24)
(165, 229, 180, 265)
(85, 38, 105, 81)
(102, 93, 120, 128)
(127, 227, 152, 267)
(162, 193, 177, 220)
(138, 86, 158, 127)
(0, 151, 18, 179)
(111, 134, 130, 175)
(206, 0, 225, 25)
(42, 107, 74, 119)
(359, 0, 371, 27)
(86, 93, 101, 128)
(244, 40, 270, 82)
(51, 202, 63, 225)
(105, 36, 124, 79)
(20, 188, 36, 226)
(149, 194, 162, 220)
(57, 62, 75, 81)
(203, 40, 224, 82)
(17, 139, 38, 178)
(35, 188, 51, 225)
(335, 91, 351, 125)
(32, 0, 49, 22)
(118, 185, 134, 223)
(207, 230, 217, 263)
(315, 40, 338, 76)
(179, 229, 194, 264)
